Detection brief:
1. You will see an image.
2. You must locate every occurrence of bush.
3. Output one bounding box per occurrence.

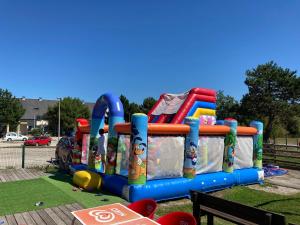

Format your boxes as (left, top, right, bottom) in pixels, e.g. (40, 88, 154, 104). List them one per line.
(29, 128, 43, 136)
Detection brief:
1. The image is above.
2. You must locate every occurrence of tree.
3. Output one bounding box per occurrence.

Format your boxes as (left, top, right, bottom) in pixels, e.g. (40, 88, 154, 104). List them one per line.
(129, 103, 142, 120)
(46, 97, 90, 136)
(120, 95, 130, 122)
(240, 61, 300, 141)
(216, 91, 240, 120)
(120, 95, 156, 121)
(0, 89, 25, 134)
(141, 97, 156, 114)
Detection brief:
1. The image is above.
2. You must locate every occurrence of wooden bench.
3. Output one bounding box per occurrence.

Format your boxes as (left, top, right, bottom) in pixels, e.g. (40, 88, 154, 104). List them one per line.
(190, 190, 287, 225)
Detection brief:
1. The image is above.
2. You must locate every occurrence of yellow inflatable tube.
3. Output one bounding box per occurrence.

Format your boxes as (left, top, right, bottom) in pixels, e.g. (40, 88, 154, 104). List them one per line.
(73, 170, 102, 191)
(193, 108, 216, 117)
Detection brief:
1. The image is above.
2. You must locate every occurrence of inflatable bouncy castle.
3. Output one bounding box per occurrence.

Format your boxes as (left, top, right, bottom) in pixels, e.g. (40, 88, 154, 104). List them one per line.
(71, 88, 264, 202)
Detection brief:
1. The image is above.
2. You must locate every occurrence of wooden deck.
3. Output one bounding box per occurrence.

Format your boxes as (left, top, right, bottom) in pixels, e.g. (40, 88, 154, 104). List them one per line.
(0, 169, 86, 224)
(0, 169, 46, 182)
(0, 203, 83, 225)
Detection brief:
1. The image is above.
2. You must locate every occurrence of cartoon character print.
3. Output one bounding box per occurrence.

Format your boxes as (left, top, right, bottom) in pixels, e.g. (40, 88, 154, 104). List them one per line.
(129, 125, 147, 180)
(186, 142, 198, 166)
(224, 132, 236, 167)
(203, 117, 208, 125)
(107, 142, 117, 167)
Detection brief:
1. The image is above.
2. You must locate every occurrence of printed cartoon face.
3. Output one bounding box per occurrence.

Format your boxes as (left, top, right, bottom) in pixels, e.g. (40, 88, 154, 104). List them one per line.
(133, 143, 146, 155)
(186, 143, 197, 158)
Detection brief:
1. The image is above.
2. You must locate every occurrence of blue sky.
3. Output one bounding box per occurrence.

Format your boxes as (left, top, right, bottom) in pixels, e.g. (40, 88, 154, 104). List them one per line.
(0, 0, 299, 103)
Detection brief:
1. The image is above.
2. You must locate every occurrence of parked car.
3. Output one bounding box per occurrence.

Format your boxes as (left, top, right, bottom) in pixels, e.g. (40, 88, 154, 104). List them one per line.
(4, 132, 28, 141)
(55, 136, 74, 170)
(24, 136, 52, 146)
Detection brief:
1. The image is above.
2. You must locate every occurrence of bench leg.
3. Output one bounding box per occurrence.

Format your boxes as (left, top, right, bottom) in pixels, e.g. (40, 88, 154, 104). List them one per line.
(193, 204, 201, 225)
(207, 213, 214, 225)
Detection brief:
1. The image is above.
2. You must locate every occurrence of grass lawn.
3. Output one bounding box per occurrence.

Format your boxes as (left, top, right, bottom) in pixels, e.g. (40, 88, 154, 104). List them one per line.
(156, 186, 300, 225)
(0, 171, 124, 216)
(1, 170, 300, 225)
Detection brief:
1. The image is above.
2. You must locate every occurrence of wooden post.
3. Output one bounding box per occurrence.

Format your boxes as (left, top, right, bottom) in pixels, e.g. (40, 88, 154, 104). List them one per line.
(265, 213, 272, 225)
(22, 145, 25, 169)
(207, 213, 214, 225)
(191, 191, 201, 225)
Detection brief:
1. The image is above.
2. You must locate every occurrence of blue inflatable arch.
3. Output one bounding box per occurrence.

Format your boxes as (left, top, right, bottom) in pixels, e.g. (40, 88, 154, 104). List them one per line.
(91, 93, 124, 138)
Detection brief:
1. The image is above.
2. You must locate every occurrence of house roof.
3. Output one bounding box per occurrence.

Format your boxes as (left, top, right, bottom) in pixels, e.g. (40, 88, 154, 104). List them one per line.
(19, 98, 94, 120)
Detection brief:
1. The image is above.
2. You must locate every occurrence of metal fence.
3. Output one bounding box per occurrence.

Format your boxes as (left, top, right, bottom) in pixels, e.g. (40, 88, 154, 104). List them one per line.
(0, 145, 56, 169)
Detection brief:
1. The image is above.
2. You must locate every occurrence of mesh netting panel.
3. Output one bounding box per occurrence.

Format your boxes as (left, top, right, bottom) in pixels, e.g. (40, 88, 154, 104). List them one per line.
(151, 92, 189, 115)
(234, 136, 253, 169)
(196, 136, 224, 174)
(0, 146, 55, 169)
(115, 134, 130, 176)
(147, 136, 185, 180)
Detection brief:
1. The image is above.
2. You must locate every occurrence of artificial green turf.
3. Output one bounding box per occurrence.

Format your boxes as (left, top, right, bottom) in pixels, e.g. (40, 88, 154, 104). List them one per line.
(0, 178, 75, 215)
(0, 172, 124, 216)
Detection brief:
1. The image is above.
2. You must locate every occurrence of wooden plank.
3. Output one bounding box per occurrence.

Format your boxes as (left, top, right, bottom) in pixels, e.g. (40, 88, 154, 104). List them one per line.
(51, 207, 73, 224)
(36, 209, 56, 225)
(9, 170, 20, 181)
(58, 205, 75, 220)
(20, 168, 35, 179)
(21, 169, 35, 178)
(44, 208, 67, 225)
(263, 154, 300, 160)
(5, 215, 17, 225)
(27, 169, 42, 179)
(1, 171, 13, 182)
(31, 170, 45, 178)
(13, 213, 27, 225)
(64, 204, 79, 213)
(0, 173, 7, 182)
(13, 170, 27, 180)
(191, 191, 286, 225)
(0, 216, 8, 225)
(37, 171, 46, 178)
(21, 212, 37, 225)
(28, 211, 46, 225)
(13, 170, 28, 181)
(26, 169, 40, 178)
(268, 159, 300, 165)
(18, 169, 34, 180)
(200, 205, 258, 225)
(71, 203, 83, 210)
(63, 205, 82, 225)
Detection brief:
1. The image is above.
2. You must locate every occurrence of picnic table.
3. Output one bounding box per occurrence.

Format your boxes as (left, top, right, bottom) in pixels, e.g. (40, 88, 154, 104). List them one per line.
(71, 203, 160, 225)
